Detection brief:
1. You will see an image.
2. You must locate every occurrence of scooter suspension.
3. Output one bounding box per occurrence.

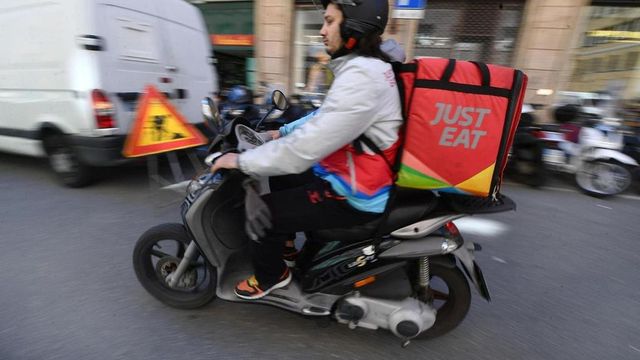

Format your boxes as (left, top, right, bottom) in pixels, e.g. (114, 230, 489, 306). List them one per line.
(418, 257, 430, 288)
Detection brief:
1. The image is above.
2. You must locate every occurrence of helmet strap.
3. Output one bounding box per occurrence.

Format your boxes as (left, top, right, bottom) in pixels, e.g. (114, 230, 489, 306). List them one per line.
(330, 21, 361, 59)
(330, 45, 352, 59)
(345, 37, 358, 49)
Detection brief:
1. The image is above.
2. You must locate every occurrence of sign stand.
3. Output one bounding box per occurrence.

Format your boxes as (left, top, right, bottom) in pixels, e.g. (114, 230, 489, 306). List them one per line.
(122, 85, 208, 194)
(146, 149, 204, 192)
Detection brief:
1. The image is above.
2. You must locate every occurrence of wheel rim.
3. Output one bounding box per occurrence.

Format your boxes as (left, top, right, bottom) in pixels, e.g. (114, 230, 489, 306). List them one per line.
(50, 148, 77, 174)
(143, 239, 214, 294)
(577, 162, 631, 195)
(420, 275, 452, 312)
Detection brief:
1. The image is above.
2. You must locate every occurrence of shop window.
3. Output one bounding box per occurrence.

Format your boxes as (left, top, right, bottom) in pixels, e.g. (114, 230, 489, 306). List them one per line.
(293, 7, 331, 95)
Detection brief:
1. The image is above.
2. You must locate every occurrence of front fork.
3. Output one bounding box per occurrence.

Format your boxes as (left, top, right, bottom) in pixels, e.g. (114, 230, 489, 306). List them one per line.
(167, 241, 199, 288)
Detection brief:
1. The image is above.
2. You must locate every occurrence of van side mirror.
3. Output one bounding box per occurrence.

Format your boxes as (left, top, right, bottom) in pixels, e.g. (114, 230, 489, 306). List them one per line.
(271, 90, 289, 111)
(202, 97, 221, 131)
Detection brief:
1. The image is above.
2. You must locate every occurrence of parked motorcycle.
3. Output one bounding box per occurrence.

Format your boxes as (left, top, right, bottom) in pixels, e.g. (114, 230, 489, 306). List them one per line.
(220, 85, 303, 132)
(505, 111, 547, 187)
(540, 105, 639, 197)
(132, 91, 516, 344)
(622, 129, 640, 194)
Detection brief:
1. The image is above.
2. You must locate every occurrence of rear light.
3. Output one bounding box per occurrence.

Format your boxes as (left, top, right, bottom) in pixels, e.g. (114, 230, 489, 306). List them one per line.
(91, 89, 116, 129)
(444, 221, 460, 237)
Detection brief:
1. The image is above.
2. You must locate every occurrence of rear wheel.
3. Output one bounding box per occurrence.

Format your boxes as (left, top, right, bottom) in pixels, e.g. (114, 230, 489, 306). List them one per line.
(575, 160, 632, 197)
(133, 223, 217, 309)
(416, 263, 471, 339)
(43, 133, 93, 187)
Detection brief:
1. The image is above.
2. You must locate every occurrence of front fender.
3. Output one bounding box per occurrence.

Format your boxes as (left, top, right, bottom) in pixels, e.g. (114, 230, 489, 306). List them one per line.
(590, 148, 639, 166)
(452, 244, 491, 301)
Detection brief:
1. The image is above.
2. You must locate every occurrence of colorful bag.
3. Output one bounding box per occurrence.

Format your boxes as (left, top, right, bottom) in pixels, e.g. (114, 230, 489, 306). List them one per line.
(394, 58, 528, 197)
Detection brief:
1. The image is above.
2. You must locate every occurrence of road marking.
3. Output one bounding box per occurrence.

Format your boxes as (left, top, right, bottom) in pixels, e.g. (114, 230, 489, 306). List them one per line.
(541, 186, 640, 201)
(541, 186, 577, 193)
(454, 218, 509, 237)
(491, 256, 507, 264)
(596, 204, 612, 210)
(505, 181, 640, 201)
(508, 183, 640, 201)
(630, 345, 640, 353)
(619, 194, 640, 201)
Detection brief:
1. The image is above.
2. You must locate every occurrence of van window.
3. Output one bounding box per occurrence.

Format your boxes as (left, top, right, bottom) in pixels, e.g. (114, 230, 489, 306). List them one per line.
(115, 17, 160, 63)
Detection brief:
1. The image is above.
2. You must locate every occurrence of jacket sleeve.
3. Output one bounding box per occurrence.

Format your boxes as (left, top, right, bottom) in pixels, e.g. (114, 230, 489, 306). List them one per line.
(238, 63, 382, 177)
(279, 110, 318, 137)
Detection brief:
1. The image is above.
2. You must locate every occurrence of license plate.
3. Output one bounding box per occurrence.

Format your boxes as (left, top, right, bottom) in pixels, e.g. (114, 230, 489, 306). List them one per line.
(543, 149, 565, 164)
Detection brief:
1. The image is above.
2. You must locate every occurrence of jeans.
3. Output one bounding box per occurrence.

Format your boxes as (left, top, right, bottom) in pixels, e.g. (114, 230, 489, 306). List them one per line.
(251, 170, 380, 286)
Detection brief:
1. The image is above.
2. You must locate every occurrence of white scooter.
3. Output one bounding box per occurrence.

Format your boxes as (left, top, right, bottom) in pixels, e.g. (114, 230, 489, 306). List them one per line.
(540, 119, 639, 197)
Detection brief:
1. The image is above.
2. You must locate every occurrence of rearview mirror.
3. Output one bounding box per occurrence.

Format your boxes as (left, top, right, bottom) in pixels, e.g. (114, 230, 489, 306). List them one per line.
(271, 90, 289, 111)
(201, 97, 221, 131)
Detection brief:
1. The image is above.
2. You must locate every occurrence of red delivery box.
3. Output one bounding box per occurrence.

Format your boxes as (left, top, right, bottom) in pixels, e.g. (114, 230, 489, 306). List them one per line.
(394, 58, 528, 197)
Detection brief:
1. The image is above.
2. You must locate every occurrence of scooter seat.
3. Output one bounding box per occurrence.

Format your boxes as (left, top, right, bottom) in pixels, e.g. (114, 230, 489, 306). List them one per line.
(308, 190, 438, 244)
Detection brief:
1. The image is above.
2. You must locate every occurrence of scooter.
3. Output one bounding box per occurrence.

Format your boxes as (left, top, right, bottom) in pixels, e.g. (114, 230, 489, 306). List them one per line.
(539, 119, 639, 197)
(132, 91, 515, 345)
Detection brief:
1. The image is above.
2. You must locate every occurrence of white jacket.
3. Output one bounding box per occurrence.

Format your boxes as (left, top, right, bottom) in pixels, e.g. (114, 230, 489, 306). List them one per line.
(238, 53, 402, 178)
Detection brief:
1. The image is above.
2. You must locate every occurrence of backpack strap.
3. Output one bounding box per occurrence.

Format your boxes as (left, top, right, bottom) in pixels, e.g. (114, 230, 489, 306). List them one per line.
(470, 61, 491, 87)
(355, 61, 418, 249)
(352, 134, 394, 174)
(440, 59, 457, 82)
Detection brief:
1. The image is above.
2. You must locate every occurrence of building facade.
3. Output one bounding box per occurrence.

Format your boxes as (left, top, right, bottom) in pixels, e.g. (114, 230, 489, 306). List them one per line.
(190, 0, 639, 119)
(568, 6, 640, 100)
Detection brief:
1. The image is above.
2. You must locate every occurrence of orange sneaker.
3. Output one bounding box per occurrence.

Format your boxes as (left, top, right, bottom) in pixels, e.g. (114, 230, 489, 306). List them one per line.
(234, 267, 292, 300)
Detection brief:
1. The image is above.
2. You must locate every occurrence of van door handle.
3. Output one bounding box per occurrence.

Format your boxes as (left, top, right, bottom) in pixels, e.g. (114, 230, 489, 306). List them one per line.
(165, 65, 178, 72)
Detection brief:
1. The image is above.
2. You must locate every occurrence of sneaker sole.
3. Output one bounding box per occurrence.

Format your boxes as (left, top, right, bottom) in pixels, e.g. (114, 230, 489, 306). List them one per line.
(284, 259, 296, 267)
(235, 272, 292, 300)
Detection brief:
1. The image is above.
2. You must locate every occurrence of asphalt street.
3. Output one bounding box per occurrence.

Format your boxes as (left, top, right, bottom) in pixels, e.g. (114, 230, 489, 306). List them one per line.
(1, 152, 639, 360)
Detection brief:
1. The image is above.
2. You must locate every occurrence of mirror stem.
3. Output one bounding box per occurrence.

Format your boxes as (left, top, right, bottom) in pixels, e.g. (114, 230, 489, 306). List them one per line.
(255, 107, 275, 131)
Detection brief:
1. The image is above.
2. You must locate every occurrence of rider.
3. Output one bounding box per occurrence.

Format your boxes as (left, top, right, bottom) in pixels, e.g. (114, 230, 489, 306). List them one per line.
(210, 0, 403, 300)
(225, 85, 260, 121)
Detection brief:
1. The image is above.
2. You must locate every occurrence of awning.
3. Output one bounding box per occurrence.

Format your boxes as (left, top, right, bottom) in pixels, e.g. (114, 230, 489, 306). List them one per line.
(195, 1, 254, 55)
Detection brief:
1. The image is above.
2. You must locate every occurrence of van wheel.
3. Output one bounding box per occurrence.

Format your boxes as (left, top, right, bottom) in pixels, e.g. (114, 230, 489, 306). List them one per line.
(44, 134, 93, 188)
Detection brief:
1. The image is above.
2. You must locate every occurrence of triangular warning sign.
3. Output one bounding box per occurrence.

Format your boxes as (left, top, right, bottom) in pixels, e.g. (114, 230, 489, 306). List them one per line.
(123, 85, 207, 158)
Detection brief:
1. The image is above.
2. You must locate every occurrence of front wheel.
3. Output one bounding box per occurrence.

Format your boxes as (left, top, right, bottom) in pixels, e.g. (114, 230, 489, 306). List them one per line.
(133, 223, 217, 309)
(416, 263, 471, 339)
(575, 160, 632, 197)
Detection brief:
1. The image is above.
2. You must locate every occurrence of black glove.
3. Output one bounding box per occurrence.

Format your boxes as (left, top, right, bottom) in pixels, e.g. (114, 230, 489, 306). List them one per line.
(242, 178, 272, 242)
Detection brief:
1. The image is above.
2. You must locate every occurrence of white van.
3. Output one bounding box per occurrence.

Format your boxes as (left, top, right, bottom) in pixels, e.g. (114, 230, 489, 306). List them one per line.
(0, 0, 218, 186)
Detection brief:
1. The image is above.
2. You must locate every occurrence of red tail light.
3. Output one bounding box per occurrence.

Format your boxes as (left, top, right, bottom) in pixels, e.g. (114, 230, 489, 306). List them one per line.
(444, 221, 460, 237)
(91, 89, 116, 129)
